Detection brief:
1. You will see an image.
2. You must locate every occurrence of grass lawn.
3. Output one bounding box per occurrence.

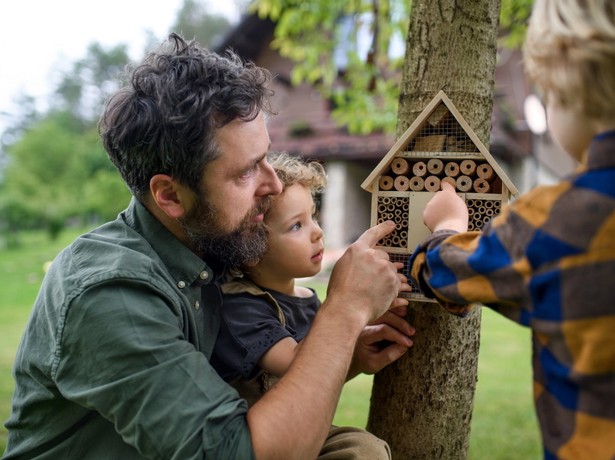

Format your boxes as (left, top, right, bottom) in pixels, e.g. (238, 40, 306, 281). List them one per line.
(0, 231, 540, 458)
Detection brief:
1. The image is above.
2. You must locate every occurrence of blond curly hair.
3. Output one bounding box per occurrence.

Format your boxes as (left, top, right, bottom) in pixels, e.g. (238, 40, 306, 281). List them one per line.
(523, 0, 615, 119)
(267, 151, 327, 196)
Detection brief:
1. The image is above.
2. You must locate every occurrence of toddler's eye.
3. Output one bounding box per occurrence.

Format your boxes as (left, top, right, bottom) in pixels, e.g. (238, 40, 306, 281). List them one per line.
(290, 222, 302, 232)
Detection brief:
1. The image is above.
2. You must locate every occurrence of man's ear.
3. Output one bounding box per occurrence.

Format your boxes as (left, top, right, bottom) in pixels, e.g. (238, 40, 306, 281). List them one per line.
(243, 259, 259, 268)
(149, 174, 190, 220)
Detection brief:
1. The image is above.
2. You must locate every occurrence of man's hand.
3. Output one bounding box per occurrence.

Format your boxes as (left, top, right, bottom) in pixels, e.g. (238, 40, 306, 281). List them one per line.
(348, 306, 415, 379)
(326, 221, 411, 324)
(423, 182, 469, 233)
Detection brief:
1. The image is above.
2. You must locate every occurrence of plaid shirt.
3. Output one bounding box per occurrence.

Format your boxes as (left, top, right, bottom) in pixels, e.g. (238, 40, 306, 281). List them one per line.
(410, 131, 615, 459)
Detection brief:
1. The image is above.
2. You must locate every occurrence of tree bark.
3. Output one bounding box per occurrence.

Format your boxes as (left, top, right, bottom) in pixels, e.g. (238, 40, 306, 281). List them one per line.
(367, 1, 501, 458)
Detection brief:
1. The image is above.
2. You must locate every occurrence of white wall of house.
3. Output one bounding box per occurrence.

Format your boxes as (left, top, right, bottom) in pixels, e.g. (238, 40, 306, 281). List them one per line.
(320, 161, 372, 250)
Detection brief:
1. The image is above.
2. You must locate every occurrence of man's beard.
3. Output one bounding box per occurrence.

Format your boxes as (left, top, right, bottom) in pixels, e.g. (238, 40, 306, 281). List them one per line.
(179, 192, 271, 268)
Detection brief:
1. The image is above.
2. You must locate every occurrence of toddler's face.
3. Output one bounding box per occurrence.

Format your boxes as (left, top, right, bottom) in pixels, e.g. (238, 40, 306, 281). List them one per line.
(258, 183, 325, 280)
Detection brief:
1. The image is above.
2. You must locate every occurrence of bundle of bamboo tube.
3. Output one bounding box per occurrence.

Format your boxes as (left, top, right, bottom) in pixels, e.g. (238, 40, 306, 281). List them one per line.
(380, 157, 497, 194)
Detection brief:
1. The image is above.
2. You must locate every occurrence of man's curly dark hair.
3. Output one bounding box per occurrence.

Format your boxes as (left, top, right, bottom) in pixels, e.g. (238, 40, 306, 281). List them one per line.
(99, 33, 273, 198)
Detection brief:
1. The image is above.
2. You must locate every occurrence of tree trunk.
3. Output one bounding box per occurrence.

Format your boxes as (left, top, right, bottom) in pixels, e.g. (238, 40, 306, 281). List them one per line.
(367, 1, 501, 458)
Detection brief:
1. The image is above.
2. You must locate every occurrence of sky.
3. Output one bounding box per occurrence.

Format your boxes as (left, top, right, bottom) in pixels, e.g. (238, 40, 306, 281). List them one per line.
(0, 0, 239, 134)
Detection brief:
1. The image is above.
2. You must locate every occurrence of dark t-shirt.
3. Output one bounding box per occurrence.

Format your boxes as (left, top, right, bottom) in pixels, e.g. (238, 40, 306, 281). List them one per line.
(211, 283, 320, 382)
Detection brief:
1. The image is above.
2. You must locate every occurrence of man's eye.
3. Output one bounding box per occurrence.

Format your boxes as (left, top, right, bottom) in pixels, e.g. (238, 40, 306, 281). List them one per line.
(239, 167, 255, 180)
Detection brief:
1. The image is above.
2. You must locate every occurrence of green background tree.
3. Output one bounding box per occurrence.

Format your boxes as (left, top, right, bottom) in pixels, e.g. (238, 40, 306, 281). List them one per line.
(0, 43, 133, 245)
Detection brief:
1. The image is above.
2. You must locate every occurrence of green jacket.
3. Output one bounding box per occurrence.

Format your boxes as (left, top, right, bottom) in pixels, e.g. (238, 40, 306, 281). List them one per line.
(3, 199, 254, 460)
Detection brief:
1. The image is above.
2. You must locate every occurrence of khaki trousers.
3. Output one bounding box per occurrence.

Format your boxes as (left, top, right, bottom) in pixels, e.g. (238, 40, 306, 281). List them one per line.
(318, 426, 391, 459)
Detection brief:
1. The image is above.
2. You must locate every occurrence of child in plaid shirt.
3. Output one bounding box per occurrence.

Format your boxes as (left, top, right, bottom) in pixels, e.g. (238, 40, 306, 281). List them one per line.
(409, 0, 615, 458)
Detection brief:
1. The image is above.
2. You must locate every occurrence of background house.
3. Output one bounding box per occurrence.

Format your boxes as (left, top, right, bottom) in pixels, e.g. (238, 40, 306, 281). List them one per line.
(215, 13, 574, 257)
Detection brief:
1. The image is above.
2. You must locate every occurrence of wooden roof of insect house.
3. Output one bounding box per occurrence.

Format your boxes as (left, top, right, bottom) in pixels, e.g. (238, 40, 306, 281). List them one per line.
(361, 90, 519, 301)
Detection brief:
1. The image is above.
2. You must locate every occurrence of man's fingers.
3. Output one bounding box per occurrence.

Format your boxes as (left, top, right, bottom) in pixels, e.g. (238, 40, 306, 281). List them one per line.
(356, 221, 396, 248)
(388, 305, 407, 317)
(369, 311, 415, 337)
(391, 297, 410, 309)
(398, 278, 412, 293)
(369, 323, 414, 348)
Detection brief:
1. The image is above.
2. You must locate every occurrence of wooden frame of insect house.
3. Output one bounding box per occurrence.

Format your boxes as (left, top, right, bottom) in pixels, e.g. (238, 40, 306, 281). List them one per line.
(361, 90, 519, 302)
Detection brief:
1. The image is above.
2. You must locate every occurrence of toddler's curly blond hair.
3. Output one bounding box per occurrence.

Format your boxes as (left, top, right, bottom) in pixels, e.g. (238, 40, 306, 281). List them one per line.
(267, 151, 327, 196)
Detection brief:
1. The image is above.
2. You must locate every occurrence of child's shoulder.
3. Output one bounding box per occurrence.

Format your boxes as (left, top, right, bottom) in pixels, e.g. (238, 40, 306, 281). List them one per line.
(220, 278, 280, 304)
(513, 181, 571, 215)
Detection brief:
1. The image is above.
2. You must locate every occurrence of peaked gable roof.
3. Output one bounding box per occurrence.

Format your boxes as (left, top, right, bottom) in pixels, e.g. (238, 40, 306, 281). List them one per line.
(361, 90, 519, 196)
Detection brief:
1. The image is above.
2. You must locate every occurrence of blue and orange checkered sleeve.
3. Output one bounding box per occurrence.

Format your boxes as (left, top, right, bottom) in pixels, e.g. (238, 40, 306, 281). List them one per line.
(409, 200, 537, 320)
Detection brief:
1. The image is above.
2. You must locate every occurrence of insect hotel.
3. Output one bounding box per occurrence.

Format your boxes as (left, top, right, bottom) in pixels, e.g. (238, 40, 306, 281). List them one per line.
(361, 90, 519, 301)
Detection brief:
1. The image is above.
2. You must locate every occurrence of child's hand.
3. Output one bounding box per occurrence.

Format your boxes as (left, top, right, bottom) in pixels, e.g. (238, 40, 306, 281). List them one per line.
(423, 182, 468, 233)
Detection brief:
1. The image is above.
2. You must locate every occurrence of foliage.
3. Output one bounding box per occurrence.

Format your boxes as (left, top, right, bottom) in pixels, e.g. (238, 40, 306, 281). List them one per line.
(0, 1, 246, 242)
(51, 42, 131, 124)
(252, 0, 533, 135)
(0, 39, 134, 242)
(499, 0, 535, 48)
(0, 94, 40, 152)
(170, 0, 233, 46)
(252, 0, 409, 134)
(0, 111, 130, 243)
